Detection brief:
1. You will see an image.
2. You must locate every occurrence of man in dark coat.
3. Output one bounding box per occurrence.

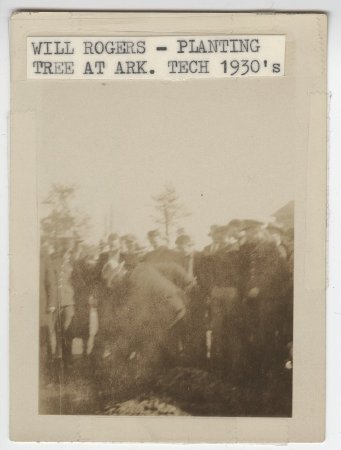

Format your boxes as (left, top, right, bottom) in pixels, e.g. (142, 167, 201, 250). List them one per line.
(174, 233, 212, 363)
(112, 261, 191, 366)
(207, 223, 243, 370)
(174, 233, 195, 277)
(40, 238, 57, 382)
(203, 225, 229, 255)
(239, 220, 292, 385)
(120, 234, 145, 272)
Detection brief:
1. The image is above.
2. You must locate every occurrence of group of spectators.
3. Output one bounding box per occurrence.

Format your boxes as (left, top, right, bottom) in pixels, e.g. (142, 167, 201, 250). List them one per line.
(40, 217, 293, 388)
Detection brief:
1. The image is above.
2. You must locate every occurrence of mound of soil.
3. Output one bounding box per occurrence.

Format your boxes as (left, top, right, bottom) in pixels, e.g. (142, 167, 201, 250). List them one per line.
(103, 396, 188, 416)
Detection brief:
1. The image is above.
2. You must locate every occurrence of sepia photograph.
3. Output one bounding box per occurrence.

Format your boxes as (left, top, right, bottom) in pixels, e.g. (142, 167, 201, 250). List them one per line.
(38, 77, 294, 418)
(8, 11, 328, 443)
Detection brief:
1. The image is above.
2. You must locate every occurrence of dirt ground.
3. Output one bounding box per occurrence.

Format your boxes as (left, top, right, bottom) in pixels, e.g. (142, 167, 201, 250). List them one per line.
(40, 352, 292, 417)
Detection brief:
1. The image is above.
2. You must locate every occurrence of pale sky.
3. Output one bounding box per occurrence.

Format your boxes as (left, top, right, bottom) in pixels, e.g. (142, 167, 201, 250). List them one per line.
(37, 78, 295, 248)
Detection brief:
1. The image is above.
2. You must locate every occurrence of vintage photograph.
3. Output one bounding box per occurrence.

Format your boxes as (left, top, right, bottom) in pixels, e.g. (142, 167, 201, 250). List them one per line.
(38, 80, 294, 418)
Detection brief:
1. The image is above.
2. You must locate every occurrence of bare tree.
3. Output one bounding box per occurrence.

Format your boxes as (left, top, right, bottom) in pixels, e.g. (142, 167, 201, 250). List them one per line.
(151, 184, 190, 243)
(41, 183, 90, 242)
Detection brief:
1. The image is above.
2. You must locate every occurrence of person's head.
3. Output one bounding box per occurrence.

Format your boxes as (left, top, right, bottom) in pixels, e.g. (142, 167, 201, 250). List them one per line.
(267, 223, 283, 246)
(225, 219, 242, 244)
(241, 220, 265, 244)
(123, 234, 138, 252)
(208, 225, 220, 244)
(176, 227, 185, 237)
(107, 233, 120, 255)
(147, 230, 162, 249)
(175, 234, 193, 255)
(209, 225, 230, 246)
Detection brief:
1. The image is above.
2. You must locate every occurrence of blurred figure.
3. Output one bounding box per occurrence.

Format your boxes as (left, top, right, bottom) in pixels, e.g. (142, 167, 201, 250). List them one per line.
(40, 236, 57, 384)
(267, 222, 288, 259)
(101, 233, 127, 288)
(122, 234, 138, 252)
(176, 227, 186, 237)
(196, 225, 231, 363)
(143, 231, 196, 360)
(207, 222, 242, 370)
(95, 233, 120, 271)
(71, 237, 98, 356)
(121, 234, 144, 271)
(50, 231, 76, 368)
(175, 233, 195, 277)
(174, 233, 212, 364)
(225, 219, 243, 245)
(239, 219, 292, 386)
(92, 233, 127, 358)
(126, 260, 192, 364)
(203, 225, 229, 255)
(148, 229, 165, 250)
(79, 249, 101, 356)
(239, 219, 265, 247)
(144, 229, 176, 264)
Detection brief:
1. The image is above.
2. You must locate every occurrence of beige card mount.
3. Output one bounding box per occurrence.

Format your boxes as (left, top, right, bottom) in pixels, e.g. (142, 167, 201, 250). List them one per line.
(10, 11, 326, 443)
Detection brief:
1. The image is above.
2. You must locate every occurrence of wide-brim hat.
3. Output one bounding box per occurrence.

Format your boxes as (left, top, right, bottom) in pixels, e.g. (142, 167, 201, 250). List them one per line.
(107, 232, 120, 241)
(226, 219, 242, 229)
(147, 229, 161, 239)
(240, 219, 264, 231)
(175, 234, 193, 246)
(123, 233, 138, 243)
(209, 225, 230, 237)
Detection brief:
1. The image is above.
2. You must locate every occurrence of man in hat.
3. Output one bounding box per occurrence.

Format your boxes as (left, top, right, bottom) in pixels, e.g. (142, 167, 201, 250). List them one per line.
(174, 233, 195, 277)
(101, 234, 127, 288)
(143, 229, 177, 264)
(207, 221, 243, 370)
(192, 225, 228, 363)
(174, 233, 212, 363)
(203, 225, 230, 255)
(148, 229, 164, 250)
(239, 218, 292, 385)
(120, 234, 144, 272)
(91, 232, 128, 358)
(92, 233, 125, 285)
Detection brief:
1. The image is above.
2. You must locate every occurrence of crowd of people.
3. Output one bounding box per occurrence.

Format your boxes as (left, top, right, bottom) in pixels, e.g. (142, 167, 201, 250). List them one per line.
(40, 217, 294, 391)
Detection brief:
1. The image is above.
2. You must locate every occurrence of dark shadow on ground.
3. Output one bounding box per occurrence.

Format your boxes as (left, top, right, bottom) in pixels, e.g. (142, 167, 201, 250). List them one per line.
(40, 354, 292, 417)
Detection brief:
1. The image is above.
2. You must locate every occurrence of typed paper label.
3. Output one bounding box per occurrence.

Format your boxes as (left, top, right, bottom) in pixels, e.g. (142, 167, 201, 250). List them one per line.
(27, 35, 286, 80)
